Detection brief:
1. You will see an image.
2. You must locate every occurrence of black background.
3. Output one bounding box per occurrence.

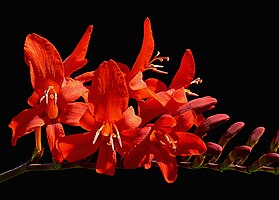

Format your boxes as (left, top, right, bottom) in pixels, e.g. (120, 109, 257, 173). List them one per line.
(1, 3, 277, 197)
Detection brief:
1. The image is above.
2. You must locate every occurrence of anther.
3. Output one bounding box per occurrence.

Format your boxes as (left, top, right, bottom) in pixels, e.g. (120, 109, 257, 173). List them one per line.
(146, 51, 169, 74)
(191, 77, 203, 85)
(185, 89, 199, 97)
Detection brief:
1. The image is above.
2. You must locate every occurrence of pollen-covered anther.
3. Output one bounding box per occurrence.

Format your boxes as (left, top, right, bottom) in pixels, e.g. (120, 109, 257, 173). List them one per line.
(185, 89, 199, 97)
(191, 77, 203, 85)
(146, 51, 169, 74)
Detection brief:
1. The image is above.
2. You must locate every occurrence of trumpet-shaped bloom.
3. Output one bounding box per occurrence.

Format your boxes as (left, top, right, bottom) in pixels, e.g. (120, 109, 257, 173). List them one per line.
(75, 18, 169, 102)
(124, 17, 169, 102)
(9, 26, 92, 163)
(123, 114, 207, 183)
(59, 59, 142, 176)
(137, 49, 204, 127)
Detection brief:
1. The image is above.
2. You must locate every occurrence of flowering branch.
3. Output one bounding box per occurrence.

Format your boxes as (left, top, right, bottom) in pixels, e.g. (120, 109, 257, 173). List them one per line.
(1, 119, 278, 183)
(3, 17, 278, 184)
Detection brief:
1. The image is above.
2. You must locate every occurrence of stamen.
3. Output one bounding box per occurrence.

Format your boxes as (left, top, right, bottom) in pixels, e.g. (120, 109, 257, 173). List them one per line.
(39, 95, 45, 104)
(146, 51, 169, 74)
(93, 124, 104, 144)
(191, 77, 203, 85)
(54, 92, 57, 105)
(159, 140, 166, 146)
(113, 124, 122, 148)
(185, 89, 199, 97)
(164, 135, 177, 150)
(154, 130, 177, 150)
(39, 86, 58, 105)
(107, 134, 115, 151)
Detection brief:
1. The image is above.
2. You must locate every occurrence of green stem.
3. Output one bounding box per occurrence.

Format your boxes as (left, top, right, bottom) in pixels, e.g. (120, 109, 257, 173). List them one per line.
(0, 161, 29, 183)
(0, 160, 278, 183)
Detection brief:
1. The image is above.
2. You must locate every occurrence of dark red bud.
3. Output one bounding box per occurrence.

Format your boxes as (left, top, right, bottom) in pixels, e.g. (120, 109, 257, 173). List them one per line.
(194, 114, 230, 138)
(218, 121, 245, 148)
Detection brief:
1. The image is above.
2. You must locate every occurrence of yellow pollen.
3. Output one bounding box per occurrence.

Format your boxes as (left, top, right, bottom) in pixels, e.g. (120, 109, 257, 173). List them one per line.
(191, 77, 203, 85)
(185, 89, 199, 97)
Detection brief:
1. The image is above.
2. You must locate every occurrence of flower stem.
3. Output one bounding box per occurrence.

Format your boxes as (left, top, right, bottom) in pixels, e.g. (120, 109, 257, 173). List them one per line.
(0, 159, 278, 183)
(0, 161, 29, 183)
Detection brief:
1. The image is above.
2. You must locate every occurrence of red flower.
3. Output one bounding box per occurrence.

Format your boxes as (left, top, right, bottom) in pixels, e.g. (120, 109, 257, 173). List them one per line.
(137, 49, 204, 127)
(59, 59, 142, 176)
(125, 17, 169, 101)
(74, 17, 169, 102)
(8, 26, 93, 163)
(123, 114, 207, 183)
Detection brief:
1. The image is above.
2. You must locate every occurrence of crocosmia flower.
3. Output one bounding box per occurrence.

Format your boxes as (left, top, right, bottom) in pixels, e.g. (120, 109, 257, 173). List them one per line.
(123, 114, 207, 183)
(9, 26, 93, 163)
(59, 59, 142, 176)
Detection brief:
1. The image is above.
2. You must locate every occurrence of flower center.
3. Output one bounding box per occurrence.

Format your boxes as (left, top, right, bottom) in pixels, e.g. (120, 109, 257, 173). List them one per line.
(92, 121, 122, 151)
(153, 130, 177, 151)
(39, 86, 58, 119)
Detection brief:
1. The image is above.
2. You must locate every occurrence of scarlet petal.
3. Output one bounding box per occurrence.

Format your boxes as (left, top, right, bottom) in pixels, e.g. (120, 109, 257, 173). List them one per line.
(61, 79, 88, 102)
(79, 108, 97, 131)
(96, 143, 117, 176)
(152, 146, 178, 183)
(128, 71, 159, 100)
(117, 106, 142, 130)
(169, 49, 196, 90)
(127, 17, 154, 80)
(63, 25, 93, 77)
(59, 102, 89, 126)
(138, 96, 165, 127)
(154, 114, 177, 134)
(123, 138, 152, 169)
(174, 132, 207, 156)
(122, 127, 152, 168)
(74, 71, 95, 84)
(9, 107, 45, 146)
(145, 78, 167, 93)
(24, 33, 64, 94)
(59, 132, 99, 162)
(46, 123, 65, 163)
(165, 88, 188, 113)
(89, 59, 128, 122)
(174, 110, 196, 132)
(27, 91, 40, 107)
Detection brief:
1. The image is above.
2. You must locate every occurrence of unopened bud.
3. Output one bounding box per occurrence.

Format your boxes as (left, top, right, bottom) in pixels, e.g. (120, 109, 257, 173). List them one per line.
(246, 127, 265, 148)
(269, 130, 279, 153)
(220, 145, 252, 170)
(248, 153, 279, 173)
(194, 114, 230, 138)
(218, 121, 245, 148)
